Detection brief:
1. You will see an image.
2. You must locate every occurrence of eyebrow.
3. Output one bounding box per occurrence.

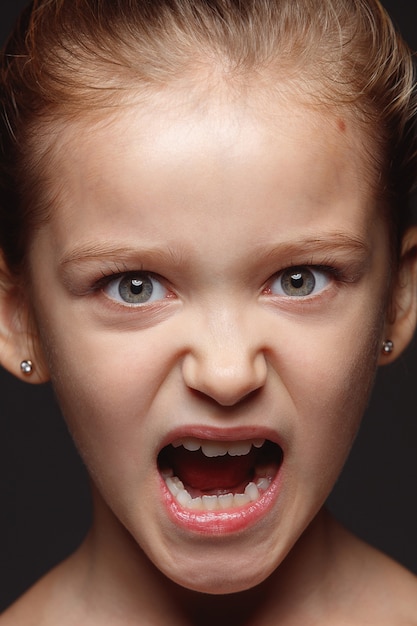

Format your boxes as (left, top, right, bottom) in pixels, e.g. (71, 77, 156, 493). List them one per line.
(59, 242, 186, 268)
(260, 232, 370, 262)
(59, 232, 370, 271)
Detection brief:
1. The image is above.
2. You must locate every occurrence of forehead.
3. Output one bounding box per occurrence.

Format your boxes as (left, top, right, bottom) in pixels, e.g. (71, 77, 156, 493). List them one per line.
(39, 82, 379, 254)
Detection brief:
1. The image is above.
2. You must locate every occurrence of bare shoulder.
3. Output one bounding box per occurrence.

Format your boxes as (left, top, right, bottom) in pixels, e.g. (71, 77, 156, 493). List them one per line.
(371, 552, 417, 624)
(0, 574, 55, 626)
(0, 549, 87, 626)
(329, 519, 417, 625)
(369, 552, 417, 624)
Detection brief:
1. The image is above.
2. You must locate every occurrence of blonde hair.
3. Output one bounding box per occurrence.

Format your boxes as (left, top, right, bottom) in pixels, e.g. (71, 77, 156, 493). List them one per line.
(0, 0, 416, 270)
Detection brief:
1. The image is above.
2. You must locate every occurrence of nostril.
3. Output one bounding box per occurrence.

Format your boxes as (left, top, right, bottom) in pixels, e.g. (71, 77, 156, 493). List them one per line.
(187, 384, 263, 408)
(186, 385, 264, 408)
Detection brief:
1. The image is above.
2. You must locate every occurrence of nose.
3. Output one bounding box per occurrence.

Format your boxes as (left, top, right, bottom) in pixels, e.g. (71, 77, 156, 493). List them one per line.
(181, 310, 268, 406)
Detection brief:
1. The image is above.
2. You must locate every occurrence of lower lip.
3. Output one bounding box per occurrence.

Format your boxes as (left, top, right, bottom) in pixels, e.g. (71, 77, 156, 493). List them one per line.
(160, 470, 282, 535)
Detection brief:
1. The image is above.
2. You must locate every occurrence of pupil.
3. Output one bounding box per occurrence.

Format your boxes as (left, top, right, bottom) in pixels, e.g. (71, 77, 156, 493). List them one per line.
(130, 279, 144, 295)
(290, 272, 304, 288)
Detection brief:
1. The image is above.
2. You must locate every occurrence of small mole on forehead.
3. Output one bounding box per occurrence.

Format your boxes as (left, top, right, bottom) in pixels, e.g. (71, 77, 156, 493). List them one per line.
(337, 118, 347, 133)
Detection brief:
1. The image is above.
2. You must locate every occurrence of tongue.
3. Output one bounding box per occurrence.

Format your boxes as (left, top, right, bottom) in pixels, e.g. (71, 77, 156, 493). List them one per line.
(172, 448, 255, 492)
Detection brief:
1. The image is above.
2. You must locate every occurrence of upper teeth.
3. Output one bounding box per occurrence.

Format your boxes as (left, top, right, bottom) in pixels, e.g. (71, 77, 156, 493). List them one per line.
(171, 437, 265, 458)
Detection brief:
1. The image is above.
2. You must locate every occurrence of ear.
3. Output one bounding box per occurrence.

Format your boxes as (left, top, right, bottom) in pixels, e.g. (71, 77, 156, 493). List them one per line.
(0, 254, 49, 384)
(379, 226, 417, 365)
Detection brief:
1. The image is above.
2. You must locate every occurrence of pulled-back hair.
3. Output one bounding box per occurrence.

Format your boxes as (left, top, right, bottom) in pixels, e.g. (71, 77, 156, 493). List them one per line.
(0, 0, 416, 272)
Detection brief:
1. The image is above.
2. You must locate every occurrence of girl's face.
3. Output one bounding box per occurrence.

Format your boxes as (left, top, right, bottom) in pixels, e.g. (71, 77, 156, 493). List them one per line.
(24, 84, 397, 593)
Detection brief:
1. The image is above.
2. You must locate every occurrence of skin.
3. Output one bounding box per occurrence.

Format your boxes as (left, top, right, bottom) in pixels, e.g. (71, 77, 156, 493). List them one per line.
(1, 80, 417, 624)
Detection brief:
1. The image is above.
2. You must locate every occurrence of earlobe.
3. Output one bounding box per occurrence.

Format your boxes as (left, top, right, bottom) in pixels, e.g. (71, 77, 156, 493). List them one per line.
(379, 226, 417, 365)
(0, 255, 49, 384)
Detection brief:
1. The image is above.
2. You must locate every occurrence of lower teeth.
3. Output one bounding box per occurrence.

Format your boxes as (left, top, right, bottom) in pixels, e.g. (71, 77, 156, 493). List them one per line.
(163, 469, 274, 512)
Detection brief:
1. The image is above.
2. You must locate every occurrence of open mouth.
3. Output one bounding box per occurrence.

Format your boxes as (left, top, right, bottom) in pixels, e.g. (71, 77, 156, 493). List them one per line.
(158, 438, 283, 512)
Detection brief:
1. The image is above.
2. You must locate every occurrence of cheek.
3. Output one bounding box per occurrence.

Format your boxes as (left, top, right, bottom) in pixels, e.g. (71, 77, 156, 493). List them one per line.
(48, 358, 163, 522)
(35, 318, 170, 480)
(284, 313, 383, 483)
(51, 349, 158, 435)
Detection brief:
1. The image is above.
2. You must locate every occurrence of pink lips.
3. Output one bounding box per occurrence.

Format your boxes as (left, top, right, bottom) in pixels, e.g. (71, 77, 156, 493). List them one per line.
(160, 474, 281, 534)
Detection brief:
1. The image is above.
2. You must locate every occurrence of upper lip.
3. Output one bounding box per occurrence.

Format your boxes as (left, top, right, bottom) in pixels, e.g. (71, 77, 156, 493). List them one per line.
(158, 425, 284, 453)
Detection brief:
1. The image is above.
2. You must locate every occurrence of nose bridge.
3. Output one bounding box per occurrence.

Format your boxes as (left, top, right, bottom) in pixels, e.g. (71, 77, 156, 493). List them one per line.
(181, 302, 267, 406)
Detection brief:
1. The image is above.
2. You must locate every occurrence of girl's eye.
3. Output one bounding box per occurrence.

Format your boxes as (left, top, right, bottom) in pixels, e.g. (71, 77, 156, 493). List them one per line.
(269, 266, 330, 297)
(103, 273, 168, 305)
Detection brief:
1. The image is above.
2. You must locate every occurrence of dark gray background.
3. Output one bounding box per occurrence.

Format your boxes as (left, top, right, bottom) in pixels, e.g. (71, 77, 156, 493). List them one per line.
(0, 0, 416, 613)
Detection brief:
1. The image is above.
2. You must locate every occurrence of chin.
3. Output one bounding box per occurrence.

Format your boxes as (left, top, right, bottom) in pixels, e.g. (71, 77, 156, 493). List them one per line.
(170, 566, 269, 595)
(155, 544, 278, 595)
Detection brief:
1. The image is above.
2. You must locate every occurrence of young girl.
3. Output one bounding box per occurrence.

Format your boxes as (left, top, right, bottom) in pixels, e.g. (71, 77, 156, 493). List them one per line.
(0, 0, 416, 623)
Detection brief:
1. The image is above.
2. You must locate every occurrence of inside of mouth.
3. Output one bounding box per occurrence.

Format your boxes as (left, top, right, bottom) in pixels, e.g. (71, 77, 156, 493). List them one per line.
(158, 440, 282, 498)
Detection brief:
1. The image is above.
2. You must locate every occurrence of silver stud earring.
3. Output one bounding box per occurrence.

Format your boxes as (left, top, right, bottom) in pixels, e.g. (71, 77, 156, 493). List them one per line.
(20, 359, 33, 375)
(382, 340, 394, 355)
